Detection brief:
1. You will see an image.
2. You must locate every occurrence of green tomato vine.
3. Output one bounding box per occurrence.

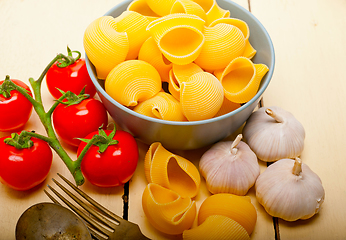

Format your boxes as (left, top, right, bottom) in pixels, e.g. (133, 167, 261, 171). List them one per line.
(2, 47, 108, 186)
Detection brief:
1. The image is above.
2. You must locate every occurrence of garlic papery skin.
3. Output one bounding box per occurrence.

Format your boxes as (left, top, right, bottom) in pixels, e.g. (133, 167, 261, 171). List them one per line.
(255, 158, 325, 221)
(199, 134, 260, 196)
(243, 106, 305, 162)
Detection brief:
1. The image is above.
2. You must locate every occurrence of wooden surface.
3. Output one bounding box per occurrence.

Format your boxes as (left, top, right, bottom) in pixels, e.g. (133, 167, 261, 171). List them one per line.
(0, 0, 345, 239)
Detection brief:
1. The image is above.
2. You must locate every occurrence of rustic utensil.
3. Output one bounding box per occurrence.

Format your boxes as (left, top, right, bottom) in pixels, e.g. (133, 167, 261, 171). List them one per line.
(15, 202, 92, 240)
(44, 173, 150, 240)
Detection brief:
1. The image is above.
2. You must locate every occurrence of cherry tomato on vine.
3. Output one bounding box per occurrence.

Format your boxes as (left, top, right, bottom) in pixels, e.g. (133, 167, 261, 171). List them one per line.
(0, 77, 33, 132)
(46, 57, 96, 99)
(0, 133, 53, 191)
(77, 127, 139, 188)
(53, 97, 108, 147)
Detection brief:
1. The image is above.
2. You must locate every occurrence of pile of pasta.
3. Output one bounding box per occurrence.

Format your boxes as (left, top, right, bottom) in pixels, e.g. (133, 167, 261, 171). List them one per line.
(84, 0, 269, 122)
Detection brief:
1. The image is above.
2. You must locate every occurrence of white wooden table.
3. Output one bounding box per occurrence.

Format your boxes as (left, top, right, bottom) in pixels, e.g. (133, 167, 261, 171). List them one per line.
(1, 0, 346, 239)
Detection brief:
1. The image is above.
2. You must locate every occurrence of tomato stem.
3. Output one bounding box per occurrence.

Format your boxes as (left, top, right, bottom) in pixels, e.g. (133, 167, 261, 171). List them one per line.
(4, 48, 86, 186)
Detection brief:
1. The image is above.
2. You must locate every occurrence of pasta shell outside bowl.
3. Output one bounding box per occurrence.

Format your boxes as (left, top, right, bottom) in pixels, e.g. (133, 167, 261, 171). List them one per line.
(85, 0, 275, 150)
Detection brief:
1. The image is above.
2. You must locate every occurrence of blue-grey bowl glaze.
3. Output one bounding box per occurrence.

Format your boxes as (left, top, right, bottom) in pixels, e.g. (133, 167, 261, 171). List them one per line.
(85, 0, 275, 150)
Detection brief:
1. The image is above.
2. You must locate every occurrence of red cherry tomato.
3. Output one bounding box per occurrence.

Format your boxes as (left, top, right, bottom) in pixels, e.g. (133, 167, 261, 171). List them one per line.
(53, 98, 108, 147)
(0, 134, 53, 191)
(46, 58, 96, 99)
(77, 129, 139, 188)
(0, 79, 33, 132)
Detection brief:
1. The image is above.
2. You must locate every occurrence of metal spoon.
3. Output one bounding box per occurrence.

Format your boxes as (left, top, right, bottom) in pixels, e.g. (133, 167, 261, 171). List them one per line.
(15, 202, 92, 240)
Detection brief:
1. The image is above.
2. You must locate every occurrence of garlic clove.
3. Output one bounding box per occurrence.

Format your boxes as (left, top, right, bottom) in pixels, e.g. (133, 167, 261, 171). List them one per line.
(243, 106, 305, 162)
(199, 134, 260, 195)
(197, 193, 257, 235)
(255, 158, 325, 221)
(183, 215, 250, 240)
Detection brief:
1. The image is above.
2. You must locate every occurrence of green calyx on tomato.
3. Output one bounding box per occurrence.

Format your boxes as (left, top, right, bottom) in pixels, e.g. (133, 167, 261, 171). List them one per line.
(4, 132, 34, 149)
(0, 76, 16, 98)
(56, 46, 81, 68)
(0, 75, 31, 99)
(1, 47, 101, 186)
(56, 87, 90, 106)
(77, 124, 139, 188)
(78, 124, 118, 153)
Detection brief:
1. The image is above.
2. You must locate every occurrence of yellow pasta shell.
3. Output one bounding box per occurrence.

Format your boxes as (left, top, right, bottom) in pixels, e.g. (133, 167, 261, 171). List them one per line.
(191, 0, 230, 25)
(133, 92, 187, 121)
(105, 60, 161, 107)
(219, 57, 269, 103)
(83, 16, 129, 79)
(142, 183, 197, 235)
(127, 0, 160, 21)
(183, 215, 250, 240)
(138, 37, 172, 82)
(144, 142, 201, 198)
(208, 18, 257, 59)
(210, 17, 250, 40)
(146, 0, 176, 16)
(168, 63, 203, 100)
(114, 11, 150, 60)
(170, 0, 207, 22)
(147, 13, 205, 65)
(214, 97, 241, 117)
(194, 23, 246, 71)
(180, 72, 224, 121)
(198, 193, 257, 235)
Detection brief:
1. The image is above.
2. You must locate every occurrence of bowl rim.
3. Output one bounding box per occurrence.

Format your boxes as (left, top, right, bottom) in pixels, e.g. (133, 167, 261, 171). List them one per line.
(85, 0, 275, 126)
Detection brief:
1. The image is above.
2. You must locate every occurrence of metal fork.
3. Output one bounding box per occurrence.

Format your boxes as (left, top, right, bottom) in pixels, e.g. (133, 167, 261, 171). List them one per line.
(44, 173, 150, 240)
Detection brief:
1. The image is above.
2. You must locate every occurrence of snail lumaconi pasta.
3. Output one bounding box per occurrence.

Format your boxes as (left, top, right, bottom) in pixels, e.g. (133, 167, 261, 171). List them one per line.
(146, 0, 177, 16)
(210, 17, 250, 40)
(83, 16, 129, 79)
(114, 11, 151, 60)
(87, 0, 270, 122)
(191, 0, 230, 25)
(180, 72, 224, 121)
(216, 57, 269, 103)
(168, 63, 203, 100)
(127, 0, 160, 21)
(138, 37, 172, 82)
(209, 17, 257, 59)
(144, 142, 201, 198)
(194, 23, 246, 71)
(142, 183, 197, 235)
(214, 97, 241, 117)
(147, 13, 205, 65)
(198, 193, 257, 235)
(105, 60, 161, 107)
(133, 92, 187, 121)
(183, 215, 250, 240)
(170, 0, 207, 22)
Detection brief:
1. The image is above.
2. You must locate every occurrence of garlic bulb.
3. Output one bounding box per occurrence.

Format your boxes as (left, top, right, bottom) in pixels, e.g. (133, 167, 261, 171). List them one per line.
(255, 158, 325, 221)
(199, 134, 260, 195)
(243, 106, 305, 162)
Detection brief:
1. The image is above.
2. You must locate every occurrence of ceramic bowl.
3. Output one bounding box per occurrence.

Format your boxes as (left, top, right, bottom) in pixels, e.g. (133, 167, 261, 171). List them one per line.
(85, 0, 275, 150)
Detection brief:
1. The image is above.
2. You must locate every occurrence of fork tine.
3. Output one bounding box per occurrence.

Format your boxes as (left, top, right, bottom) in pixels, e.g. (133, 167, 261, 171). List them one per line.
(45, 187, 107, 240)
(45, 183, 111, 238)
(44, 189, 61, 205)
(57, 173, 124, 222)
(51, 177, 118, 229)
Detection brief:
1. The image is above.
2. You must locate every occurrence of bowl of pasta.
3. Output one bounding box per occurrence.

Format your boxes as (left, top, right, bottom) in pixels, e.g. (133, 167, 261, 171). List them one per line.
(84, 0, 275, 150)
